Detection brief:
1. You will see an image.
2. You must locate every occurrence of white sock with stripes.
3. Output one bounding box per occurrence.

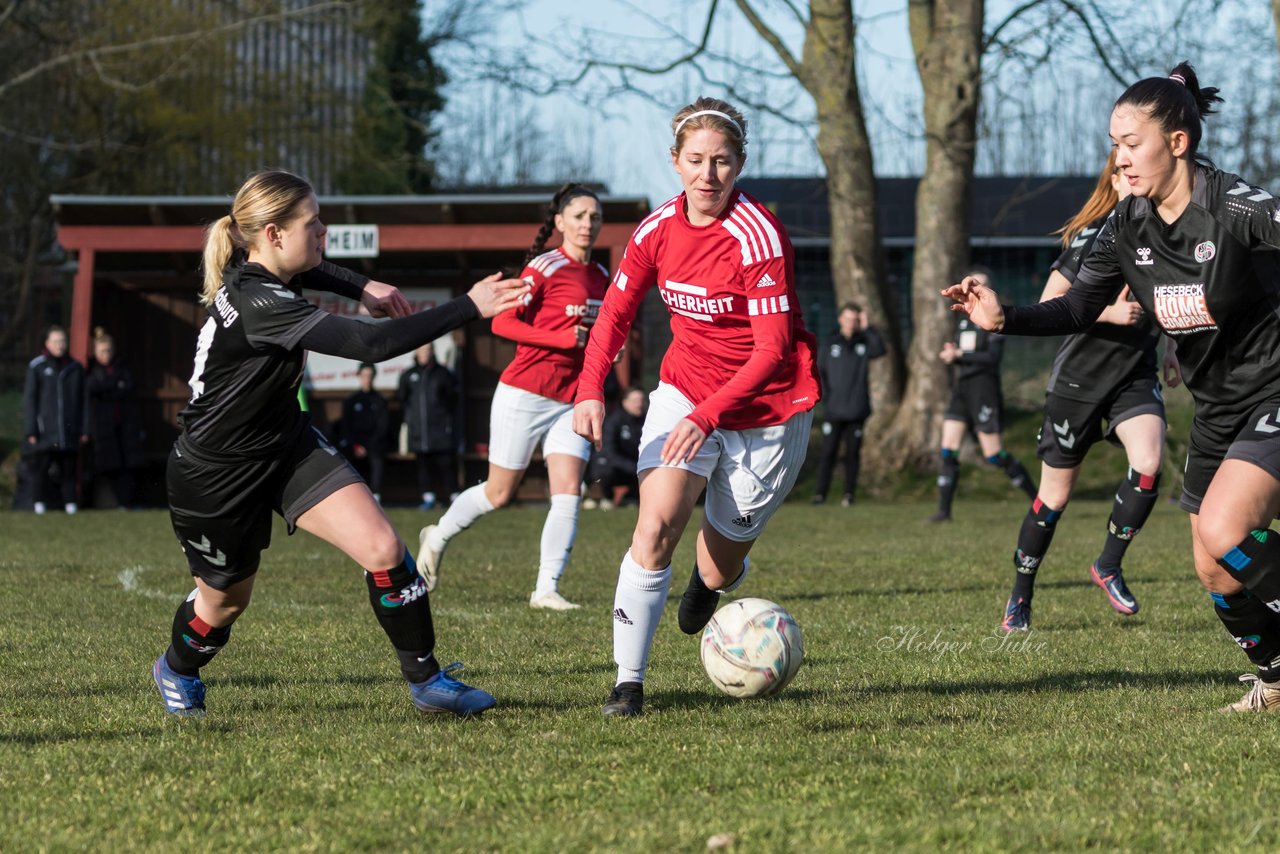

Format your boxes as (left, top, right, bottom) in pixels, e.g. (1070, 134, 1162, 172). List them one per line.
(613, 551, 672, 685)
(427, 482, 494, 550)
(535, 494, 580, 597)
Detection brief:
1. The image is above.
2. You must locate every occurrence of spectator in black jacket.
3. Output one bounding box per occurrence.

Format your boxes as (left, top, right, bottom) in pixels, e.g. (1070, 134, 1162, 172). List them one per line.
(399, 343, 460, 510)
(338, 363, 390, 503)
(813, 303, 885, 506)
(86, 328, 145, 509)
(585, 386, 646, 509)
(23, 325, 87, 514)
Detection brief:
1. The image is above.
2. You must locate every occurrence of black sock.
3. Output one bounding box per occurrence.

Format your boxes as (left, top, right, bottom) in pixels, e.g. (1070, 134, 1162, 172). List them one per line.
(1211, 589, 1280, 682)
(165, 594, 233, 676)
(937, 450, 960, 514)
(367, 549, 438, 683)
(1218, 529, 1280, 604)
(1010, 499, 1065, 602)
(688, 562, 711, 591)
(988, 450, 1037, 500)
(1096, 468, 1160, 572)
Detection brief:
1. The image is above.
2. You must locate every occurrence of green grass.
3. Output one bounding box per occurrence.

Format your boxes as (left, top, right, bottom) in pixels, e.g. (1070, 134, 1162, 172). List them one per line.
(1, 487, 1277, 852)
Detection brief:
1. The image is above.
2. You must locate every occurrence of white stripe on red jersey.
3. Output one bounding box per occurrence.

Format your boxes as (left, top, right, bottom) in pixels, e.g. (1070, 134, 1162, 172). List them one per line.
(576, 190, 819, 432)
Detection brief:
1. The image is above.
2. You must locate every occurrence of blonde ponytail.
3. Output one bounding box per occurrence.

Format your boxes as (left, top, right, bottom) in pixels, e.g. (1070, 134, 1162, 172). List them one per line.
(201, 215, 238, 306)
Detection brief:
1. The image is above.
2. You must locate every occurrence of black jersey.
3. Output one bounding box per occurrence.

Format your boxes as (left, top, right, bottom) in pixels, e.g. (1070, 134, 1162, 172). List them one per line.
(1045, 216, 1160, 401)
(1005, 165, 1280, 427)
(953, 316, 1002, 381)
(179, 261, 368, 457)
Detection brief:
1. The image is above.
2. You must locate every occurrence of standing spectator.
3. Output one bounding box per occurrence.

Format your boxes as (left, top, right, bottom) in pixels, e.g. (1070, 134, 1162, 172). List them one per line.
(813, 302, 886, 506)
(23, 324, 87, 514)
(86, 327, 145, 509)
(399, 343, 459, 511)
(337, 362, 390, 504)
(586, 386, 647, 509)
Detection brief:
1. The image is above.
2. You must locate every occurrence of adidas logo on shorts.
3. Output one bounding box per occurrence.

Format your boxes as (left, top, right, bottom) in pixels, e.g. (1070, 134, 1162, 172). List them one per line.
(731, 514, 754, 528)
(613, 608, 633, 625)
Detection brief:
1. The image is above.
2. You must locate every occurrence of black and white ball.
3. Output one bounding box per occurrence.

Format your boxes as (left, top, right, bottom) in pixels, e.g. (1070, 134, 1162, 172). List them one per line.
(700, 598, 803, 698)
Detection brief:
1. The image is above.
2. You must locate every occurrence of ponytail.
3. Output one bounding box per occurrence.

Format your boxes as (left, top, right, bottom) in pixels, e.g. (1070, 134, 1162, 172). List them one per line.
(523, 182, 600, 266)
(200, 215, 238, 306)
(1115, 60, 1222, 160)
(1055, 150, 1119, 247)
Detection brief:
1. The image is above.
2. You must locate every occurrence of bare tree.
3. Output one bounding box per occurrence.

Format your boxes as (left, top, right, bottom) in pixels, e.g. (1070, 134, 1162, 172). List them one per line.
(872, 0, 983, 471)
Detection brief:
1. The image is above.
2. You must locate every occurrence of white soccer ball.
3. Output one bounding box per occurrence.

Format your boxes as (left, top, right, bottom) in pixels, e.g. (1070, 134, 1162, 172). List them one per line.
(700, 598, 803, 698)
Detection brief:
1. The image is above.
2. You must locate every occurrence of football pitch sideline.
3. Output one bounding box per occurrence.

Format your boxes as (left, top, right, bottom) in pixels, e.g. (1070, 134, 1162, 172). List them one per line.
(2, 499, 1277, 851)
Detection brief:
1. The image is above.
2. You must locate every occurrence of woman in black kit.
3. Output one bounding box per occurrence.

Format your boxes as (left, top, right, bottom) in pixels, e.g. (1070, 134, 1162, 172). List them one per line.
(998, 151, 1168, 633)
(152, 170, 526, 719)
(945, 63, 1280, 712)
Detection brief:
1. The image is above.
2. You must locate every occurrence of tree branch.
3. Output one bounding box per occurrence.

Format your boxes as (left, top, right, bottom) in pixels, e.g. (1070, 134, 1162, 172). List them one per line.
(0, 0, 351, 101)
(733, 0, 804, 80)
(982, 0, 1056, 53)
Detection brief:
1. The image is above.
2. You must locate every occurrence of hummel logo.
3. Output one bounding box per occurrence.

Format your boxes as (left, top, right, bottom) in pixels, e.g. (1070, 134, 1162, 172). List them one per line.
(1136, 247, 1154, 266)
(1256, 407, 1280, 435)
(1265, 600, 1280, 614)
(188, 534, 227, 567)
(731, 514, 754, 528)
(755, 273, 778, 288)
(1053, 418, 1076, 450)
(612, 608, 633, 625)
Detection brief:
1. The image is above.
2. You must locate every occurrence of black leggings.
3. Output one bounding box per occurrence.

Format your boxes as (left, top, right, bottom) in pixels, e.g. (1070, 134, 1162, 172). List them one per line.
(814, 419, 865, 498)
(30, 449, 79, 507)
(416, 452, 458, 500)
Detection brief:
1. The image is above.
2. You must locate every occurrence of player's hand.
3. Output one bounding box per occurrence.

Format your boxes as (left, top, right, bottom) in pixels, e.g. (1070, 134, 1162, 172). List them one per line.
(661, 418, 707, 466)
(573, 400, 605, 450)
(1099, 286, 1142, 326)
(941, 275, 1004, 331)
(1162, 340, 1183, 388)
(572, 325, 589, 349)
(361, 280, 412, 318)
(938, 341, 960, 363)
(467, 272, 531, 319)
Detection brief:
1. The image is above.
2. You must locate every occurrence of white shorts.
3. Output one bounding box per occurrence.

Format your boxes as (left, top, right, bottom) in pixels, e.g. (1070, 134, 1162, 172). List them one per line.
(487, 382, 591, 470)
(637, 382, 813, 543)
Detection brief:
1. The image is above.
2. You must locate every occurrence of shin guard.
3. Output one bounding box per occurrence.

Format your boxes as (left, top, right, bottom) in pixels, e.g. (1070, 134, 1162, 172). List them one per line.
(1096, 468, 1160, 572)
(166, 590, 233, 676)
(1011, 499, 1065, 601)
(937, 449, 960, 515)
(367, 549, 437, 682)
(1212, 589, 1280, 681)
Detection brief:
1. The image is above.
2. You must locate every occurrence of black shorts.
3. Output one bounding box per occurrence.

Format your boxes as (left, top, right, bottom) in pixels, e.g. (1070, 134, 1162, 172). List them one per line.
(166, 425, 363, 589)
(1036, 374, 1165, 468)
(944, 374, 1003, 434)
(1181, 397, 1280, 513)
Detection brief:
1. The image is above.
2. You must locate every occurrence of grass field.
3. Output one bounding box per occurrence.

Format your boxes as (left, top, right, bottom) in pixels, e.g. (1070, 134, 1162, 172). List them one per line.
(3, 487, 1278, 852)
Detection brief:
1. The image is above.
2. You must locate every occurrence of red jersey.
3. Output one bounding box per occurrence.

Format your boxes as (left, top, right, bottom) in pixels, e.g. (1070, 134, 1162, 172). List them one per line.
(577, 191, 819, 433)
(494, 246, 610, 403)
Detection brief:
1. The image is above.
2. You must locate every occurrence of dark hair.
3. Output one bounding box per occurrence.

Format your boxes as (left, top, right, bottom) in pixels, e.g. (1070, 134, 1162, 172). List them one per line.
(1055, 150, 1119, 248)
(838, 302, 862, 315)
(524, 183, 600, 265)
(1115, 61, 1222, 161)
(357, 362, 376, 375)
(46, 324, 66, 337)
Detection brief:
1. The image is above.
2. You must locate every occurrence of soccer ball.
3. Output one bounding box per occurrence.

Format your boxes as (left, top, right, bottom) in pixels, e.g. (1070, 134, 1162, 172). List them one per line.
(700, 598, 803, 698)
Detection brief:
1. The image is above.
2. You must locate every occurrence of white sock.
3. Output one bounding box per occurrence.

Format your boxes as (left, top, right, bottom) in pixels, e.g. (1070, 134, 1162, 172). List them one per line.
(535, 494, 580, 596)
(613, 551, 672, 685)
(427, 483, 494, 551)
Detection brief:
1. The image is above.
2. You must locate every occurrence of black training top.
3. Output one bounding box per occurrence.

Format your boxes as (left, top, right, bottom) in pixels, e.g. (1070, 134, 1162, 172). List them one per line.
(179, 260, 478, 458)
(1045, 215, 1160, 401)
(1004, 165, 1280, 429)
(953, 315, 1002, 382)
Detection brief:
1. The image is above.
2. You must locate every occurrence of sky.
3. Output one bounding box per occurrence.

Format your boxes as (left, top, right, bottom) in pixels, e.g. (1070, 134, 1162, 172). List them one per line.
(430, 1, 1280, 204)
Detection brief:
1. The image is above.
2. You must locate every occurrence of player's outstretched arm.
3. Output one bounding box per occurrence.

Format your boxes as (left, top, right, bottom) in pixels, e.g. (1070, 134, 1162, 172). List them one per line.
(941, 275, 1005, 331)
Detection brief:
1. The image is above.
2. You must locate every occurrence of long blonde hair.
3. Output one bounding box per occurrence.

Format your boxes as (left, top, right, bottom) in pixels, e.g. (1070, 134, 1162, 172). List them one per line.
(200, 170, 314, 305)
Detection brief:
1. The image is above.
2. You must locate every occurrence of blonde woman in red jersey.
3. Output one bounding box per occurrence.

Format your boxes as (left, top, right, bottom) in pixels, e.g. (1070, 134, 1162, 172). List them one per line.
(419, 184, 608, 610)
(573, 97, 821, 716)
